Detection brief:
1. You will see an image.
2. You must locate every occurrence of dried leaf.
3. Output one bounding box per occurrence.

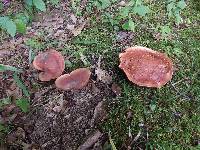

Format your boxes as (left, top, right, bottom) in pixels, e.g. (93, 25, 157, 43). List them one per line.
(111, 83, 122, 96)
(95, 68, 112, 84)
(71, 21, 87, 36)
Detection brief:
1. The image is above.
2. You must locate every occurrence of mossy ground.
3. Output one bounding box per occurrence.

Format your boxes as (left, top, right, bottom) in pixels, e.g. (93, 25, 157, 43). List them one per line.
(1, 0, 200, 149)
(66, 1, 200, 149)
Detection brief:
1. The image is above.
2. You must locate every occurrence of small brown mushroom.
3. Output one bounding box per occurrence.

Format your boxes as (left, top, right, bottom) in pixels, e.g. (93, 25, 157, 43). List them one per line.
(55, 68, 91, 90)
(33, 50, 65, 81)
(119, 46, 173, 88)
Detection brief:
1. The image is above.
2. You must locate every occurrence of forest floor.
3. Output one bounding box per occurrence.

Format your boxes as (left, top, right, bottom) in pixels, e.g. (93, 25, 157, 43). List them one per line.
(0, 0, 200, 150)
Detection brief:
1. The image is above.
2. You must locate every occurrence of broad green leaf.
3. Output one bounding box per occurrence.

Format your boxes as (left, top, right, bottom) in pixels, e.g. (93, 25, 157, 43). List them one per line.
(128, 20, 135, 31)
(177, 0, 186, 9)
(167, 2, 175, 17)
(15, 19, 26, 34)
(0, 64, 22, 72)
(25, 0, 33, 6)
(99, 0, 111, 9)
(135, 0, 142, 6)
(122, 22, 129, 30)
(0, 17, 10, 26)
(160, 25, 171, 37)
(50, 0, 59, 5)
(175, 13, 183, 24)
(5, 20, 16, 37)
(13, 73, 30, 98)
(0, 16, 16, 37)
(133, 5, 150, 16)
(15, 13, 30, 24)
(120, 7, 130, 18)
(122, 20, 135, 32)
(65, 60, 72, 68)
(16, 98, 30, 113)
(33, 0, 46, 12)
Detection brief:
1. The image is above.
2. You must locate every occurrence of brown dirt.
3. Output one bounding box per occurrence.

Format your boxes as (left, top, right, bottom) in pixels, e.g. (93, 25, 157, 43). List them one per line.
(0, 1, 115, 149)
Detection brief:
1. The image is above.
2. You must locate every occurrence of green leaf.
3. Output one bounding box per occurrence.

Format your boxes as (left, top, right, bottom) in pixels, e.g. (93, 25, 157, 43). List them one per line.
(13, 73, 30, 98)
(0, 16, 16, 37)
(120, 7, 130, 18)
(122, 20, 135, 32)
(133, 5, 150, 16)
(175, 12, 183, 24)
(16, 98, 30, 113)
(167, 2, 175, 17)
(15, 13, 30, 24)
(177, 0, 186, 9)
(160, 25, 171, 37)
(0, 97, 12, 107)
(0, 124, 6, 132)
(135, 0, 142, 6)
(15, 19, 26, 34)
(150, 104, 156, 111)
(0, 64, 22, 72)
(25, 0, 33, 6)
(49, 0, 59, 5)
(98, 0, 111, 9)
(33, 0, 46, 12)
(65, 60, 72, 68)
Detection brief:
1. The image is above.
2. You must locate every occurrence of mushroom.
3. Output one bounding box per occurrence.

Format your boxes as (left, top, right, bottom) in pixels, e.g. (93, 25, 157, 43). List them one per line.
(55, 68, 91, 90)
(33, 50, 65, 81)
(119, 46, 173, 88)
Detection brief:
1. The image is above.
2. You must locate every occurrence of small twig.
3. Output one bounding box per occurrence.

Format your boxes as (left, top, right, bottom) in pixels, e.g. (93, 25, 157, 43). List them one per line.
(130, 130, 142, 147)
(171, 78, 189, 86)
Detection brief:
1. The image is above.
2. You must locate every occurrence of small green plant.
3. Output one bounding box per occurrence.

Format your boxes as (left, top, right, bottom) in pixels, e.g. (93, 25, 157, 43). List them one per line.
(16, 98, 30, 113)
(0, 64, 30, 113)
(81, 0, 150, 32)
(13, 73, 30, 98)
(0, 16, 16, 37)
(0, 0, 48, 37)
(167, 0, 187, 24)
(76, 0, 186, 33)
(25, 0, 46, 12)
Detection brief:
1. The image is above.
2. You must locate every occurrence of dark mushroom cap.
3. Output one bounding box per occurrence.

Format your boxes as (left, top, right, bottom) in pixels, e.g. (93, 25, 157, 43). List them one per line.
(55, 68, 91, 90)
(33, 50, 65, 81)
(119, 46, 173, 88)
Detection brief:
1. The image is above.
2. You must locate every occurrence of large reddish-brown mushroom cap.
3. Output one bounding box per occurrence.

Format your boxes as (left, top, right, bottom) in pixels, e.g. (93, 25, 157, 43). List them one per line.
(119, 46, 173, 88)
(55, 68, 91, 90)
(33, 50, 65, 81)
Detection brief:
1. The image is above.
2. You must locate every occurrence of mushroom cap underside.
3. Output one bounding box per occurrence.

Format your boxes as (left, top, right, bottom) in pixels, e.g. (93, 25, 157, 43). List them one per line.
(33, 50, 65, 81)
(119, 46, 173, 88)
(55, 68, 91, 90)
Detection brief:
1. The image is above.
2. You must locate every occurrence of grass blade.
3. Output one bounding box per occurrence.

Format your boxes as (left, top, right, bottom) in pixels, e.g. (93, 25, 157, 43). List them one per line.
(16, 98, 30, 113)
(109, 132, 117, 150)
(13, 73, 30, 98)
(0, 64, 22, 72)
